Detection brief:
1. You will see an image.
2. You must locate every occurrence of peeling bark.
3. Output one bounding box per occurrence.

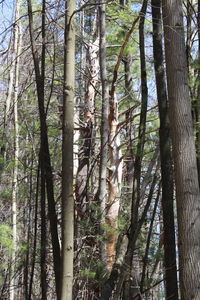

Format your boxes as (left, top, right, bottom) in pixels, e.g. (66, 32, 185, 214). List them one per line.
(76, 37, 99, 216)
(107, 92, 123, 270)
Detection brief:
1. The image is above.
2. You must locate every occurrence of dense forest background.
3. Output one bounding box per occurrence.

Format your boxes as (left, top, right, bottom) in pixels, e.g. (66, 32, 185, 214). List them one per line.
(0, 0, 200, 299)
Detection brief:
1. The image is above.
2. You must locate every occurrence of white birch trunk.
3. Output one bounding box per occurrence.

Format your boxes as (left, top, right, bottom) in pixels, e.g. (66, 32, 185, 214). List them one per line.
(10, 1, 21, 299)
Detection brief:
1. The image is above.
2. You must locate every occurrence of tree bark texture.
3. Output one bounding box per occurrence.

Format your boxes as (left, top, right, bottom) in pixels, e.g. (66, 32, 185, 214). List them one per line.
(195, 0, 200, 181)
(61, 0, 75, 298)
(107, 91, 123, 271)
(162, 0, 200, 299)
(151, 1, 179, 299)
(10, 1, 21, 298)
(76, 36, 98, 218)
(98, 2, 110, 264)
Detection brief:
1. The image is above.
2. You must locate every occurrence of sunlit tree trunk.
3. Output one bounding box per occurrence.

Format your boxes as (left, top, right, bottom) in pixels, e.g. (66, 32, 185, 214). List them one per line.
(107, 93, 123, 270)
(10, 1, 21, 298)
(98, 1, 110, 264)
(100, 5, 145, 298)
(60, 0, 75, 298)
(122, 24, 141, 300)
(162, 0, 200, 298)
(76, 35, 98, 218)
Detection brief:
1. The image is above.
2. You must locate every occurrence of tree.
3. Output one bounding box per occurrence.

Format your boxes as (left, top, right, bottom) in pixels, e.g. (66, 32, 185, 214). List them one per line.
(1, 0, 200, 298)
(195, 0, 200, 180)
(60, 0, 75, 299)
(27, 0, 61, 296)
(151, 0, 178, 298)
(10, 1, 21, 298)
(98, 0, 110, 266)
(162, 0, 200, 298)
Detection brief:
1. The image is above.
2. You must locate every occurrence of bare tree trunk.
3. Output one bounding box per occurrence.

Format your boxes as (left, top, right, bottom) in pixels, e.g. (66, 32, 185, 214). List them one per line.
(104, 1, 142, 274)
(76, 35, 98, 219)
(27, 0, 61, 296)
(123, 57, 135, 186)
(107, 92, 123, 270)
(151, 1, 179, 298)
(60, 0, 75, 298)
(98, 1, 110, 264)
(122, 48, 141, 300)
(40, 157, 47, 300)
(100, 4, 146, 298)
(4, 41, 15, 129)
(10, 1, 21, 298)
(23, 149, 34, 299)
(185, 0, 192, 69)
(162, 0, 200, 299)
(40, 1, 47, 298)
(123, 2, 148, 298)
(195, 0, 200, 181)
(28, 165, 40, 300)
(99, 0, 123, 271)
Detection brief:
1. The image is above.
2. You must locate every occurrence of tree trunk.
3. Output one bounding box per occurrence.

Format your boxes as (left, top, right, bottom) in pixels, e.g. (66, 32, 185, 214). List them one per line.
(195, 0, 200, 181)
(107, 92, 123, 271)
(151, 1, 179, 299)
(123, 2, 148, 298)
(23, 149, 34, 300)
(98, 1, 110, 264)
(100, 4, 147, 298)
(162, 0, 200, 299)
(76, 36, 98, 219)
(27, 0, 61, 296)
(40, 1, 47, 298)
(40, 157, 47, 300)
(60, 0, 75, 298)
(140, 186, 160, 293)
(28, 165, 40, 300)
(10, 1, 21, 298)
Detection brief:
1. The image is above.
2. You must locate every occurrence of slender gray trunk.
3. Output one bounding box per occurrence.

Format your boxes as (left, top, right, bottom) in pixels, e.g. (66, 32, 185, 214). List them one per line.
(10, 1, 21, 298)
(61, 0, 75, 299)
(98, 2, 110, 264)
